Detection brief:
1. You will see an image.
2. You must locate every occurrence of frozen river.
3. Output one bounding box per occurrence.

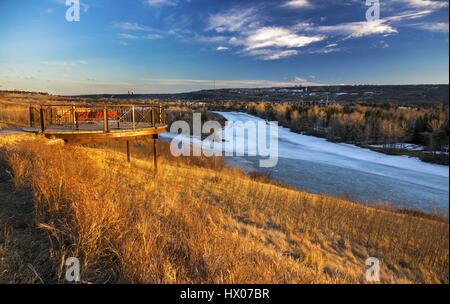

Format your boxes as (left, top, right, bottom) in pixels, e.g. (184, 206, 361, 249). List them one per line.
(161, 112, 449, 212)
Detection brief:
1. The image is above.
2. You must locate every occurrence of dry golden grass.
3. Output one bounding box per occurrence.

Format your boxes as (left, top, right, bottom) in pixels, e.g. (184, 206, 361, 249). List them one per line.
(0, 134, 448, 284)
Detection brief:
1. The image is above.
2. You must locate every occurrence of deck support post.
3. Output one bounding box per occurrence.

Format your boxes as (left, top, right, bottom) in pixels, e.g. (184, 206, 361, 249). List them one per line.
(29, 106, 34, 128)
(126, 140, 131, 162)
(39, 107, 46, 133)
(152, 135, 158, 173)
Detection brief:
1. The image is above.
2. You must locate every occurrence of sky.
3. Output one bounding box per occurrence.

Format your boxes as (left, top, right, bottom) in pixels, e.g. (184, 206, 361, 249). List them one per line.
(0, 0, 448, 95)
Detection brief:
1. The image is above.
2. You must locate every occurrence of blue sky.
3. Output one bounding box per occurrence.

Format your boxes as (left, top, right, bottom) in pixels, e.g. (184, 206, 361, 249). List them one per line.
(0, 0, 448, 95)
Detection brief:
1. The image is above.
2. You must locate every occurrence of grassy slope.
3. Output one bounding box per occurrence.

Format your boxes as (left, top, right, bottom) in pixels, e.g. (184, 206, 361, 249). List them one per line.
(0, 134, 448, 283)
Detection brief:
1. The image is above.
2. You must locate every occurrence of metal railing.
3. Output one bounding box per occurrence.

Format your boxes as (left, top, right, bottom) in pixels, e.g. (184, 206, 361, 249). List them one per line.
(29, 104, 166, 133)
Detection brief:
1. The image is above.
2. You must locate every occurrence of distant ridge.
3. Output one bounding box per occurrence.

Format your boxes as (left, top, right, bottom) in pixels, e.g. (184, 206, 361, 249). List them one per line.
(69, 84, 449, 105)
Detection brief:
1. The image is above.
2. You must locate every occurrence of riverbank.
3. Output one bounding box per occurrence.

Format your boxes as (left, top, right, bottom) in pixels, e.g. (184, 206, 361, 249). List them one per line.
(162, 111, 449, 212)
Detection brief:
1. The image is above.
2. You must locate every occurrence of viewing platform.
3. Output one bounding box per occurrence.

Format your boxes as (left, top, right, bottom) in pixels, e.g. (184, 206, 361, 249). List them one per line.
(25, 103, 168, 170)
(27, 104, 167, 144)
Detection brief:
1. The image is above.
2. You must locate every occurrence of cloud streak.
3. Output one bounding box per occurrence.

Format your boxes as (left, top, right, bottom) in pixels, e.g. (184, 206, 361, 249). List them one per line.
(283, 0, 311, 8)
(40, 60, 88, 67)
(145, 0, 177, 7)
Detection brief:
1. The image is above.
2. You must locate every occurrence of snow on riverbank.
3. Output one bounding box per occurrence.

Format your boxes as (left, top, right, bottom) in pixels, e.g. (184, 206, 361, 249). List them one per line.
(213, 112, 448, 178)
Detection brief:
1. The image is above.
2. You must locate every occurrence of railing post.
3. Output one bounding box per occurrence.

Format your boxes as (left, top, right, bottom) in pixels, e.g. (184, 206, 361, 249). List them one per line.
(151, 108, 156, 128)
(103, 107, 109, 132)
(117, 106, 121, 129)
(72, 105, 78, 130)
(39, 107, 46, 133)
(131, 105, 136, 130)
(159, 105, 165, 125)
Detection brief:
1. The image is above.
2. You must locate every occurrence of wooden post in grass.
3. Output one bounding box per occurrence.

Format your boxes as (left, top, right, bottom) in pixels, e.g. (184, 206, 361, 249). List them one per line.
(126, 140, 131, 162)
(152, 134, 158, 172)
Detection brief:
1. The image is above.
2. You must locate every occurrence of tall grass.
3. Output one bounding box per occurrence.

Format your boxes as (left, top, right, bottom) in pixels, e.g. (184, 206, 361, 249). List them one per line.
(0, 101, 31, 127)
(1, 135, 448, 283)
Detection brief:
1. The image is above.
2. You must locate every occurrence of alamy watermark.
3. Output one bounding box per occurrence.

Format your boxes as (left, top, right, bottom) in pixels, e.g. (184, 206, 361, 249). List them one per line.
(65, 257, 80, 283)
(366, 0, 381, 21)
(66, 0, 80, 22)
(365, 257, 381, 282)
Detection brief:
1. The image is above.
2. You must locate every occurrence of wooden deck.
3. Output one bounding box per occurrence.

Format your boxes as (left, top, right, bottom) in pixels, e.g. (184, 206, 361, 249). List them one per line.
(25, 125, 167, 143)
(26, 104, 168, 142)
(23, 104, 168, 169)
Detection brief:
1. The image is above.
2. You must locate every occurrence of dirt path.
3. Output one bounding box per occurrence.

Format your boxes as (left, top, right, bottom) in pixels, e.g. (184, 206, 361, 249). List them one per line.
(0, 128, 28, 135)
(0, 157, 52, 283)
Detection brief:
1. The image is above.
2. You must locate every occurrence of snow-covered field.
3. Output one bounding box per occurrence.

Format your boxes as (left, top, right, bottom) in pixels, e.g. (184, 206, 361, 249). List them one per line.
(161, 112, 449, 212)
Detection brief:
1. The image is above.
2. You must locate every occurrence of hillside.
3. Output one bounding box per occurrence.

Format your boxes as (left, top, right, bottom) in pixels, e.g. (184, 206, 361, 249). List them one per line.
(72, 85, 449, 105)
(3, 84, 449, 105)
(0, 134, 448, 283)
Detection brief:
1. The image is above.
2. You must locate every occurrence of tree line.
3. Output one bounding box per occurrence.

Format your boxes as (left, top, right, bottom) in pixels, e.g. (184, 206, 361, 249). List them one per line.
(208, 101, 449, 164)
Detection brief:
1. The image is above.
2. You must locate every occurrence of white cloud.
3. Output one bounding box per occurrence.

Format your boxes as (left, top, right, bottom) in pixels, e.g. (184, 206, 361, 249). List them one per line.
(244, 27, 324, 50)
(113, 22, 154, 32)
(283, 0, 311, 8)
(385, 9, 434, 22)
(145, 0, 177, 6)
(261, 50, 299, 60)
(417, 22, 449, 32)
(118, 33, 163, 40)
(207, 7, 259, 33)
(206, 8, 324, 60)
(316, 20, 398, 38)
(396, 0, 449, 9)
(216, 46, 229, 51)
(292, 9, 437, 41)
(245, 49, 300, 60)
